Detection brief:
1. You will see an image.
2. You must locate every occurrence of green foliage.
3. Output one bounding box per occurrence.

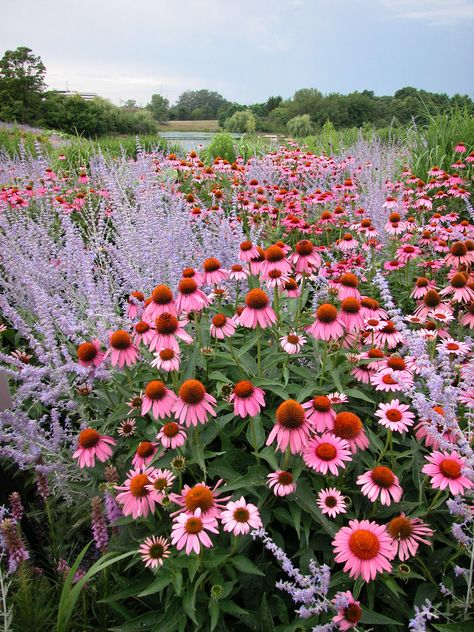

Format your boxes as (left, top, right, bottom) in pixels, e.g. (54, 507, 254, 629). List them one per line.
(224, 110, 256, 134)
(287, 114, 313, 138)
(0, 46, 46, 124)
(170, 90, 229, 120)
(204, 132, 236, 163)
(145, 94, 170, 123)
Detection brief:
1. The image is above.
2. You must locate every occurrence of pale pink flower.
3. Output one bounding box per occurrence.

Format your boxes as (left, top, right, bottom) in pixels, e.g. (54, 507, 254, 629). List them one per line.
(115, 467, 161, 519)
(302, 395, 336, 432)
(156, 422, 187, 449)
(267, 470, 296, 496)
(171, 508, 219, 554)
(176, 278, 210, 313)
(143, 285, 177, 321)
(173, 379, 217, 427)
(240, 289, 277, 329)
(307, 304, 345, 341)
(132, 441, 160, 469)
(73, 429, 116, 468)
(375, 400, 415, 432)
(139, 535, 170, 569)
(170, 480, 230, 519)
(317, 488, 347, 518)
(221, 497, 262, 535)
(266, 400, 311, 454)
(422, 451, 473, 495)
(280, 332, 306, 354)
(387, 514, 433, 561)
(150, 313, 193, 352)
(229, 381, 265, 418)
(106, 330, 139, 368)
(210, 313, 237, 339)
(141, 381, 177, 419)
(77, 339, 105, 368)
(356, 466, 402, 505)
(151, 347, 181, 372)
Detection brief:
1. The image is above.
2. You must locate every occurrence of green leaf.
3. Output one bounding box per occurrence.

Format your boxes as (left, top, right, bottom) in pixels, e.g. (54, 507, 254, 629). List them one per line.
(258, 594, 275, 632)
(343, 388, 376, 404)
(247, 415, 265, 450)
(182, 590, 198, 625)
(432, 623, 474, 631)
(137, 572, 173, 597)
(361, 608, 403, 625)
(209, 601, 220, 632)
(231, 555, 265, 576)
(219, 600, 249, 617)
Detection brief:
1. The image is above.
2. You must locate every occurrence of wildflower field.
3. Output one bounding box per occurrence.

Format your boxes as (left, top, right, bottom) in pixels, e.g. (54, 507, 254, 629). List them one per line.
(0, 134, 473, 631)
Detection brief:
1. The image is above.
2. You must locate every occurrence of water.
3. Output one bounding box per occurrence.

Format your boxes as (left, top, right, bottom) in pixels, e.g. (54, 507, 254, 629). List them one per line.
(158, 131, 242, 152)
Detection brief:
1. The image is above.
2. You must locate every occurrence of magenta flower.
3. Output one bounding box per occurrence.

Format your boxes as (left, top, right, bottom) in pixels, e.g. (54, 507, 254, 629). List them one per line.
(106, 330, 139, 368)
(422, 451, 473, 495)
(73, 429, 116, 468)
(307, 304, 345, 341)
(267, 470, 296, 496)
(77, 339, 105, 368)
(375, 400, 415, 432)
(171, 508, 219, 554)
(221, 497, 262, 535)
(143, 284, 177, 321)
(302, 395, 336, 432)
(240, 289, 277, 329)
(317, 488, 347, 519)
(229, 381, 265, 418)
(176, 278, 210, 314)
(173, 379, 217, 427)
(303, 434, 352, 475)
(115, 467, 162, 519)
(332, 591, 362, 630)
(170, 480, 230, 520)
(141, 380, 177, 420)
(266, 400, 311, 454)
(356, 466, 403, 506)
(132, 441, 160, 470)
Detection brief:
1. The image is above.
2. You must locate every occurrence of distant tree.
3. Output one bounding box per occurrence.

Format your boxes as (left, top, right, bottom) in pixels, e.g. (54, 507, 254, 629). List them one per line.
(173, 90, 229, 120)
(0, 46, 46, 123)
(146, 93, 169, 122)
(264, 95, 283, 114)
(123, 99, 137, 108)
(287, 114, 313, 137)
(224, 110, 256, 133)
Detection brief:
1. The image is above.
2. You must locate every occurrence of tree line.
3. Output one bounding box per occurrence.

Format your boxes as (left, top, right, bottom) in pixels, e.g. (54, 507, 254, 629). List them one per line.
(1, 47, 472, 137)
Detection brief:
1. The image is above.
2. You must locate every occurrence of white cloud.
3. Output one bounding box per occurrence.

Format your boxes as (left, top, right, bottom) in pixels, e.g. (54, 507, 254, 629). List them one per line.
(379, 0, 474, 25)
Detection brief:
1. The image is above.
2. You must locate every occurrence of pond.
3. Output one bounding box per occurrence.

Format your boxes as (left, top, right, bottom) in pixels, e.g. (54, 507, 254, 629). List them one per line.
(158, 131, 243, 152)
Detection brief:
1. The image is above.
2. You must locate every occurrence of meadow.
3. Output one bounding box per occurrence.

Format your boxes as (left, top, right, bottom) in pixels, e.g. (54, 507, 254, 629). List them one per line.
(0, 116, 473, 631)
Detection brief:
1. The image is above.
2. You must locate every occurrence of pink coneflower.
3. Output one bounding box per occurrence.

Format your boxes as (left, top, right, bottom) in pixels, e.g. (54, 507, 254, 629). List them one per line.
(460, 302, 474, 328)
(262, 267, 289, 289)
(221, 497, 262, 535)
(171, 480, 230, 519)
(207, 286, 229, 303)
(332, 412, 369, 453)
(328, 392, 348, 405)
(239, 240, 259, 262)
(444, 242, 474, 268)
(198, 257, 228, 286)
(173, 379, 217, 426)
(370, 368, 413, 392)
(146, 468, 176, 499)
(410, 277, 438, 299)
(229, 381, 265, 418)
(440, 272, 474, 303)
(77, 339, 105, 368)
(357, 466, 402, 505)
(260, 245, 292, 277)
(141, 380, 177, 419)
(210, 313, 237, 339)
(384, 258, 405, 272)
(422, 451, 473, 495)
(282, 277, 300, 298)
(139, 535, 170, 569)
(107, 330, 139, 368)
(332, 519, 394, 581)
(73, 429, 116, 468)
(317, 488, 347, 518)
(363, 318, 386, 332)
(171, 508, 219, 554)
(240, 289, 277, 328)
(332, 591, 362, 630)
(289, 240, 321, 273)
(302, 395, 336, 432)
(437, 338, 471, 356)
(127, 291, 145, 320)
(143, 285, 177, 321)
(333, 273, 361, 300)
(249, 246, 266, 275)
(375, 400, 415, 432)
(132, 441, 160, 469)
(156, 421, 187, 449)
(133, 321, 155, 346)
(117, 419, 136, 438)
(280, 332, 306, 354)
(150, 312, 193, 352)
(359, 297, 388, 320)
(454, 143, 467, 153)
(229, 263, 249, 281)
(373, 321, 404, 349)
(303, 433, 352, 475)
(338, 233, 358, 252)
(387, 514, 433, 561)
(151, 347, 181, 372)
(266, 399, 311, 454)
(396, 245, 422, 263)
(115, 467, 161, 519)
(339, 298, 364, 332)
(267, 470, 296, 496)
(175, 278, 210, 313)
(307, 304, 345, 341)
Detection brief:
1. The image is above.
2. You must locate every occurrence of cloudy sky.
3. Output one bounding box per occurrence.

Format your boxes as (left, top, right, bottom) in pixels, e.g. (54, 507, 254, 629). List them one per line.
(2, 0, 473, 106)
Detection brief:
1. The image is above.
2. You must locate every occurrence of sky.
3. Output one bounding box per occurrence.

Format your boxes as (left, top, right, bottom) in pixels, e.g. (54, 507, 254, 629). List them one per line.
(1, 0, 473, 106)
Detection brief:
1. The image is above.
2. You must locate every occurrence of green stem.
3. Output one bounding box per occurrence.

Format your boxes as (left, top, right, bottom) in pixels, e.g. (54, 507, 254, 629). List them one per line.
(256, 327, 262, 377)
(426, 489, 444, 514)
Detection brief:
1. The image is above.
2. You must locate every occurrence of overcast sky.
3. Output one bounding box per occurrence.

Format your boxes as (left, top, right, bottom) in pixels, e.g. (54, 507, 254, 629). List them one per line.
(2, 0, 473, 106)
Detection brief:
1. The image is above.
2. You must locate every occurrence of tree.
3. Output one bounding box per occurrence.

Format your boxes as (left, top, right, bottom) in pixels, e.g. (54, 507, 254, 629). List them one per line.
(122, 99, 137, 109)
(145, 94, 169, 122)
(172, 90, 229, 120)
(287, 114, 313, 137)
(224, 110, 256, 133)
(0, 46, 46, 123)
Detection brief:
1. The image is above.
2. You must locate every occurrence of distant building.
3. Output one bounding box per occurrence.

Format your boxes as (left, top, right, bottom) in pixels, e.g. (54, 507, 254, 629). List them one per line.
(54, 90, 97, 101)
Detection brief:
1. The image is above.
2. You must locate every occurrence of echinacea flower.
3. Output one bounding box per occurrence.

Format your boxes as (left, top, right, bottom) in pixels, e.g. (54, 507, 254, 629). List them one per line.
(173, 379, 217, 427)
(332, 591, 362, 630)
(229, 381, 265, 418)
(150, 313, 193, 352)
(229, 263, 249, 281)
(146, 468, 176, 499)
(375, 400, 415, 432)
(332, 519, 394, 581)
(437, 338, 471, 357)
(240, 289, 277, 329)
(303, 434, 352, 475)
(280, 332, 306, 354)
(156, 421, 187, 449)
(210, 313, 237, 339)
(266, 399, 311, 454)
(143, 285, 177, 321)
(422, 451, 473, 495)
(73, 429, 116, 468)
(267, 470, 296, 496)
(334, 273, 361, 300)
(356, 466, 403, 505)
(151, 347, 181, 372)
(289, 239, 321, 272)
(117, 419, 136, 438)
(317, 488, 347, 518)
(221, 497, 262, 535)
(198, 257, 228, 286)
(132, 441, 160, 469)
(332, 412, 369, 453)
(171, 508, 219, 554)
(339, 298, 364, 332)
(141, 380, 177, 419)
(127, 291, 145, 320)
(303, 395, 336, 432)
(77, 339, 105, 368)
(170, 480, 230, 519)
(387, 513, 433, 561)
(139, 535, 170, 569)
(260, 245, 292, 277)
(307, 303, 345, 341)
(106, 330, 139, 368)
(115, 467, 161, 519)
(239, 240, 259, 262)
(133, 321, 155, 346)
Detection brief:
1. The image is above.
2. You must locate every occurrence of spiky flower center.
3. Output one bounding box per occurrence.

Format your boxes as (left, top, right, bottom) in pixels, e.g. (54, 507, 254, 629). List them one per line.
(317, 304, 338, 323)
(341, 298, 360, 314)
(185, 485, 214, 512)
(423, 290, 441, 307)
(312, 396, 331, 412)
(179, 379, 206, 404)
(130, 474, 150, 497)
(162, 422, 179, 438)
(387, 516, 413, 540)
(212, 313, 227, 328)
(339, 273, 358, 287)
(387, 356, 406, 371)
(155, 313, 178, 334)
(334, 412, 362, 439)
(296, 240, 314, 255)
(78, 429, 100, 448)
(149, 543, 165, 558)
(416, 277, 429, 288)
(77, 342, 97, 362)
(240, 240, 253, 251)
(110, 330, 132, 350)
(451, 242, 467, 256)
(135, 321, 150, 334)
(233, 507, 250, 522)
(246, 289, 269, 310)
(159, 348, 175, 360)
(151, 285, 173, 304)
(265, 245, 285, 262)
(277, 471, 293, 485)
(451, 273, 467, 288)
(287, 334, 300, 344)
(348, 529, 380, 560)
(185, 517, 203, 534)
(276, 400, 306, 429)
(178, 278, 197, 295)
(145, 381, 167, 400)
(234, 380, 255, 399)
(345, 604, 362, 624)
(371, 466, 395, 488)
(315, 442, 337, 461)
(386, 409, 402, 422)
(439, 458, 461, 479)
(136, 442, 155, 458)
(203, 257, 221, 272)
